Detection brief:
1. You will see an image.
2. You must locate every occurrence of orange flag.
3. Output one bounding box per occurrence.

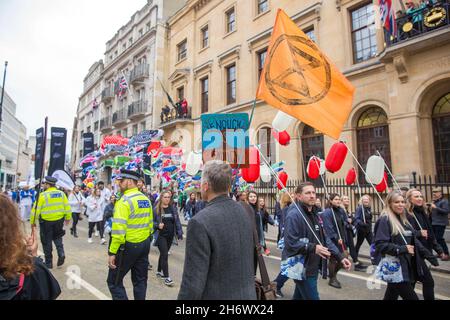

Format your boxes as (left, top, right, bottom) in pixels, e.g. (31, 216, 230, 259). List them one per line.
(256, 9, 355, 139)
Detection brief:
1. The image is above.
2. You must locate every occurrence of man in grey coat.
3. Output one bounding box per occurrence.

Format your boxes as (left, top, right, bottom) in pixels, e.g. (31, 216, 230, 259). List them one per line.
(178, 160, 256, 300)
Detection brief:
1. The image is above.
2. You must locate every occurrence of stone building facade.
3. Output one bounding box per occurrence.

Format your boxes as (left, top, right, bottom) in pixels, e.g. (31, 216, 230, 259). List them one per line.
(161, 0, 450, 183)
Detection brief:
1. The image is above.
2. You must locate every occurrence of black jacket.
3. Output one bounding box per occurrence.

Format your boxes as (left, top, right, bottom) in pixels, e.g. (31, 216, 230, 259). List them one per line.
(355, 205, 373, 233)
(0, 257, 61, 300)
(374, 215, 436, 283)
(282, 202, 342, 277)
(321, 206, 348, 252)
(407, 206, 443, 255)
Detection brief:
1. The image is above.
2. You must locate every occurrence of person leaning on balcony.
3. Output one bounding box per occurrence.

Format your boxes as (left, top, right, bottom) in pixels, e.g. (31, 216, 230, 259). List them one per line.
(406, 1, 423, 27)
(181, 98, 188, 118)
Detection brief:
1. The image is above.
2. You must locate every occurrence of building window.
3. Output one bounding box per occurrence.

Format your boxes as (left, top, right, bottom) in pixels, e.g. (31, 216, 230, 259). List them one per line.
(257, 0, 269, 14)
(122, 128, 128, 138)
(122, 43, 126, 52)
(139, 29, 143, 37)
(132, 124, 138, 136)
(226, 64, 236, 105)
(129, 38, 133, 46)
(201, 77, 209, 114)
(94, 121, 99, 131)
(87, 126, 91, 133)
(357, 107, 391, 184)
(257, 49, 267, 81)
(301, 125, 324, 186)
(140, 121, 146, 131)
(177, 39, 187, 62)
(432, 93, 450, 182)
(226, 7, 236, 33)
(304, 27, 316, 42)
(201, 25, 209, 48)
(177, 86, 184, 101)
(258, 127, 276, 165)
(351, 3, 377, 63)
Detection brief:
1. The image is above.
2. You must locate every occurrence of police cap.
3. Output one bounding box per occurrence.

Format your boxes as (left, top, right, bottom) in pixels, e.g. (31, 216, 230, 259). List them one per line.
(116, 169, 141, 181)
(43, 176, 57, 185)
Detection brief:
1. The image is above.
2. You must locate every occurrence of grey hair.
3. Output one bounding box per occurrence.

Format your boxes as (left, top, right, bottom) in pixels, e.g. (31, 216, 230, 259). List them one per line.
(201, 160, 232, 194)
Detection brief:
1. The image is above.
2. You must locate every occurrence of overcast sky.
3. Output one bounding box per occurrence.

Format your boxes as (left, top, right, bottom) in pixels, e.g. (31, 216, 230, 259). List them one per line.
(0, 0, 146, 149)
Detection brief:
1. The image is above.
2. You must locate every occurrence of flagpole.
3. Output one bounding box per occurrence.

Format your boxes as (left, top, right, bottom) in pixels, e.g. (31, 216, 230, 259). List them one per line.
(121, 70, 134, 105)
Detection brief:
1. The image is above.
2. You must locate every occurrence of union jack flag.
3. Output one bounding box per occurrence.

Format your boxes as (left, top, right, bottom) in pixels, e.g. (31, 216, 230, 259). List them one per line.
(92, 98, 99, 109)
(379, 0, 397, 38)
(118, 75, 128, 100)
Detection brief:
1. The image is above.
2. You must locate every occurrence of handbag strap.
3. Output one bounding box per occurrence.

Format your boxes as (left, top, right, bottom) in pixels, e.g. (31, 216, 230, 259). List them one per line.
(252, 225, 271, 287)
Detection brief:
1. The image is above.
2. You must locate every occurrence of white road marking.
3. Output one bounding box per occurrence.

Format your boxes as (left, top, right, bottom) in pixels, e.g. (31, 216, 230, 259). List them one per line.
(264, 254, 450, 300)
(64, 271, 111, 300)
(37, 250, 111, 300)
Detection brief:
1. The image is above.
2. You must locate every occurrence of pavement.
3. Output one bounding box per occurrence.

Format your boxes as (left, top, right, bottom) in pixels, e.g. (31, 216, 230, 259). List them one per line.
(23, 217, 450, 300)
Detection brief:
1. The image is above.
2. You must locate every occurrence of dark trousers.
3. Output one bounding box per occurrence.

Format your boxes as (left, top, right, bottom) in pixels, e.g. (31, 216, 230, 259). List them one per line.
(384, 282, 419, 300)
(71, 212, 80, 233)
(293, 275, 320, 300)
(107, 238, 150, 300)
(157, 234, 173, 277)
(345, 229, 358, 263)
(328, 256, 342, 280)
(88, 221, 104, 238)
(432, 225, 449, 255)
(413, 266, 435, 300)
(274, 271, 289, 291)
(39, 218, 65, 264)
(355, 230, 373, 259)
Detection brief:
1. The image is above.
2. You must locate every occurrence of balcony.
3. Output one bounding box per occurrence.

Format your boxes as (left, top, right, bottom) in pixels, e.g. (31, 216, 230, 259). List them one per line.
(101, 86, 114, 103)
(159, 105, 193, 128)
(129, 64, 149, 84)
(100, 116, 112, 133)
(112, 108, 127, 126)
(127, 100, 148, 120)
(386, 1, 450, 47)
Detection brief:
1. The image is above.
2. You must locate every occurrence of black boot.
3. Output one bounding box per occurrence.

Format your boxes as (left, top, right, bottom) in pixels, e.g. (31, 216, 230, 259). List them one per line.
(45, 261, 53, 269)
(74, 230, 78, 238)
(328, 277, 342, 289)
(70, 227, 73, 235)
(57, 256, 65, 267)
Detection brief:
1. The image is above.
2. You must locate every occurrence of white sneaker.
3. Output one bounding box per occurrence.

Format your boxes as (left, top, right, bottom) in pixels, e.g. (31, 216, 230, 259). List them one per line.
(95, 231, 99, 237)
(168, 251, 171, 255)
(164, 277, 174, 287)
(88, 238, 93, 243)
(156, 271, 164, 278)
(101, 238, 106, 245)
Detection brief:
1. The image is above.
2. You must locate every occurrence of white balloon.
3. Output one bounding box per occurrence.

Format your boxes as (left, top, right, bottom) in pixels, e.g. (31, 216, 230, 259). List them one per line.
(319, 159, 326, 175)
(186, 152, 203, 176)
(260, 163, 272, 182)
(272, 111, 295, 132)
(365, 155, 385, 185)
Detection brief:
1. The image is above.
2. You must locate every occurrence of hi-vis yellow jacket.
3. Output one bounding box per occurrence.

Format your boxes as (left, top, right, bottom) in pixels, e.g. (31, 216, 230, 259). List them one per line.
(109, 188, 153, 255)
(30, 187, 71, 225)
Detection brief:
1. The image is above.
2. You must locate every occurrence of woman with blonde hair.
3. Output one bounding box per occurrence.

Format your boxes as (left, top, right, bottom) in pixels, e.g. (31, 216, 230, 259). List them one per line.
(405, 188, 443, 300)
(374, 191, 436, 300)
(0, 194, 61, 300)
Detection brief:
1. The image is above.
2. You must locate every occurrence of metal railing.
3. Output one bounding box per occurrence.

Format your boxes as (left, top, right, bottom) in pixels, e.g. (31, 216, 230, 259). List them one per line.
(128, 100, 148, 118)
(100, 116, 112, 131)
(129, 64, 149, 83)
(387, 1, 450, 46)
(252, 173, 450, 220)
(112, 108, 127, 125)
(101, 86, 114, 101)
(160, 106, 192, 124)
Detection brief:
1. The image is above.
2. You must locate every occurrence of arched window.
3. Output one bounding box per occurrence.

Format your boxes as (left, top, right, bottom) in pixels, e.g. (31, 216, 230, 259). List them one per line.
(356, 107, 391, 183)
(257, 126, 276, 165)
(301, 125, 324, 183)
(432, 93, 450, 182)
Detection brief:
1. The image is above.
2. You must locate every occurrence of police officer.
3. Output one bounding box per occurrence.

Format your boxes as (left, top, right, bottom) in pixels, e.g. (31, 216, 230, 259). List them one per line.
(107, 169, 153, 300)
(30, 176, 71, 269)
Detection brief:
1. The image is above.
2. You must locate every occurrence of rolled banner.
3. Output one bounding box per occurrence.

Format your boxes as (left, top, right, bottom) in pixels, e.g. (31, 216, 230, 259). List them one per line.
(272, 111, 295, 132)
(260, 163, 272, 183)
(365, 155, 385, 185)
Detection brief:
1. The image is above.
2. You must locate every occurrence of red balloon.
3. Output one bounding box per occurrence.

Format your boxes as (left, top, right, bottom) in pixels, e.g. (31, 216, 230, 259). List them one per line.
(345, 168, 357, 185)
(307, 156, 321, 179)
(277, 171, 288, 190)
(181, 163, 187, 171)
(375, 172, 388, 192)
(241, 147, 260, 183)
(271, 129, 291, 146)
(325, 142, 348, 173)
